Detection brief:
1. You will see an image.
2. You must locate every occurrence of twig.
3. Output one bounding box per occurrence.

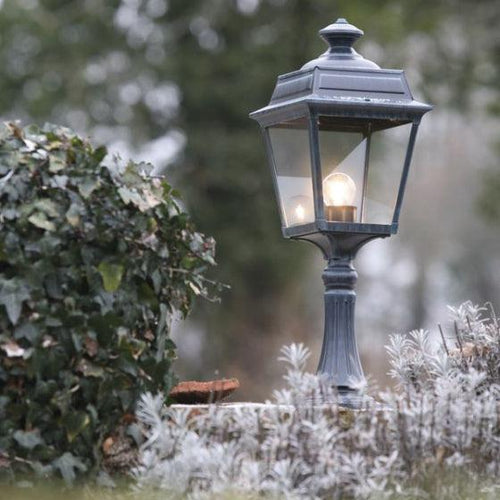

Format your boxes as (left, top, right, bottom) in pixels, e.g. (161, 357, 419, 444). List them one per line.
(454, 321, 463, 350)
(485, 301, 498, 330)
(466, 316, 473, 334)
(438, 324, 450, 356)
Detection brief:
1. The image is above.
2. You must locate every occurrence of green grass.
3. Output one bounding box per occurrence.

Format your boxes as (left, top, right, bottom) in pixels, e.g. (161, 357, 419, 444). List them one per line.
(1, 469, 499, 500)
(0, 482, 262, 500)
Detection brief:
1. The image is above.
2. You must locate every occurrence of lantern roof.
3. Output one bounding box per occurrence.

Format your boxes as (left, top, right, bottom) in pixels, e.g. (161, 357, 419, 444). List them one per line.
(250, 18, 432, 126)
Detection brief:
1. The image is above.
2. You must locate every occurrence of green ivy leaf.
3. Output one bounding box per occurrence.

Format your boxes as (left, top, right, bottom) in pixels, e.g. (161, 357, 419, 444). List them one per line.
(92, 145, 107, 163)
(62, 411, 90, 443)
(48, 154, 66, 173)
(115, 352, 138, 377)
(0, 241, 7, 261)
(97, 262, 124, 292)
(77, 359, 105, 378)
(78, 177, 100, 199)
(13, 429, 43, 450)
(138, 281, 157, 306)
(28, 212, 56, 231)
(2, 208, 19, 220)
(65, 202, 81, 227)
(52, 452, 87, 484)
(51, 174, 68, 188)
(117, 186, 138, 205)
(0, 278, 30, 325)
(126, 423, 144, 446)
(121, 162, 143, 185)
(14, 322, 40, 343)
(34, 198, 60, 218)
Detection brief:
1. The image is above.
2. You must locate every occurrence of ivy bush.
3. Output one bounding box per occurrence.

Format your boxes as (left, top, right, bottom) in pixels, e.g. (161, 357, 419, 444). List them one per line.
(0, 122, 217, 480)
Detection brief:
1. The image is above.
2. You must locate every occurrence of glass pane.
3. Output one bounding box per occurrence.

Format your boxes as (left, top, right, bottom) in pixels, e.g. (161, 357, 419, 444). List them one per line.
(363, 123, 412, 225)
(319, 128, 367, 223)
(268, 120, 314, 227)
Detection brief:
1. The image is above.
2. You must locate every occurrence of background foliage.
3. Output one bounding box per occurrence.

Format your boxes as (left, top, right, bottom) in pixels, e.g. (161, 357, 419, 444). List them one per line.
(0, 122, 216, 479)
(0, 0, 498, 397)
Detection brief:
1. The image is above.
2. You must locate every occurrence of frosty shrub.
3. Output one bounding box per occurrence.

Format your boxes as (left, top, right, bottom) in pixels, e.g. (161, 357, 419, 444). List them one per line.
(134, 302, 500, 499)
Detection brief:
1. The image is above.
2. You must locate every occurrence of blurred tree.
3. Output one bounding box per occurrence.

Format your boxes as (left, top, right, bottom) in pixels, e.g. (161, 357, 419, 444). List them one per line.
(0, 0, 498, 397)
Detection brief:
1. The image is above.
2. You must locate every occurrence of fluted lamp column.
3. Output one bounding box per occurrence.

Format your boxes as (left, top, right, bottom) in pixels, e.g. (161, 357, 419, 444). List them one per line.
(319, 256, 362, 392)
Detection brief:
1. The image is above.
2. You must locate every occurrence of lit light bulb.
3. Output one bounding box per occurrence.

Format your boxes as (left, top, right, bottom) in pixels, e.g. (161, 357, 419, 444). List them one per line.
(322, 173, 357, 222)
(323, 172, 356, 207)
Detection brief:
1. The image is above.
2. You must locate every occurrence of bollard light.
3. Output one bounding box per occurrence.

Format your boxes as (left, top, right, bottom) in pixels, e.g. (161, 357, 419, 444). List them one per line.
(250, 18, 432, 407)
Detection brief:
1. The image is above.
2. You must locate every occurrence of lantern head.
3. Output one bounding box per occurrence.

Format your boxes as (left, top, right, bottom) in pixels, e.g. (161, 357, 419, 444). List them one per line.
(250, 18, 432, 256)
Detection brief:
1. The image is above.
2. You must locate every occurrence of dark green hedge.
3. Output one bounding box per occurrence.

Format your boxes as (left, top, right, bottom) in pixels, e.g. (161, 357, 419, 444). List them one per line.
(0, 123, 217, 480)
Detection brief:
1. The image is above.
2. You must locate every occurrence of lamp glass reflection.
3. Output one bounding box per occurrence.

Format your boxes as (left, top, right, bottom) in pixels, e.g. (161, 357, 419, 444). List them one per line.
(288, 195, 313, 226)
(268, 119, 315, 227)
(318, 126, 366, 223)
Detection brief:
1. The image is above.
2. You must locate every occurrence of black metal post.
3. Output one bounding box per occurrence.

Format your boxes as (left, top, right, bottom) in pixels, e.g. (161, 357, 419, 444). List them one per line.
(296, 232, 379, 407)
(317, 253, 365, 407)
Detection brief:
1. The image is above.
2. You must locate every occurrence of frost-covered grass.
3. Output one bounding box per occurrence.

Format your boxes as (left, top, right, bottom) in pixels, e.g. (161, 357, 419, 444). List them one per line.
(133, 302, 500, 499)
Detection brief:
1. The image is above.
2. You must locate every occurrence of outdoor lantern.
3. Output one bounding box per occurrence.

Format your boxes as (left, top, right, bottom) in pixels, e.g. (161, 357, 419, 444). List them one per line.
(250, 18, 432, 406)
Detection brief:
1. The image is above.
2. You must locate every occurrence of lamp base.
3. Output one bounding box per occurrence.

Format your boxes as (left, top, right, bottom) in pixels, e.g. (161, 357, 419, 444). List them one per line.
(337, 387, 369, 409)
(302, 388, 384, 410)
(325, 205, 357, 222)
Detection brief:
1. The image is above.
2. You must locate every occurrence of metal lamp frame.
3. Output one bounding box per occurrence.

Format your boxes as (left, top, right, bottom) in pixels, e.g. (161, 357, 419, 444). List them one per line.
(250, 18, 432, 406)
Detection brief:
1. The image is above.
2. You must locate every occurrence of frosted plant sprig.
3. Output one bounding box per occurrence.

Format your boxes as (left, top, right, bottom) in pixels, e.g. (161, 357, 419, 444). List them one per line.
(136, 392, 164, 429)
(448, 301, 487, 334)
(135, 392, 165, 449)
(278, 343, 310, 372)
